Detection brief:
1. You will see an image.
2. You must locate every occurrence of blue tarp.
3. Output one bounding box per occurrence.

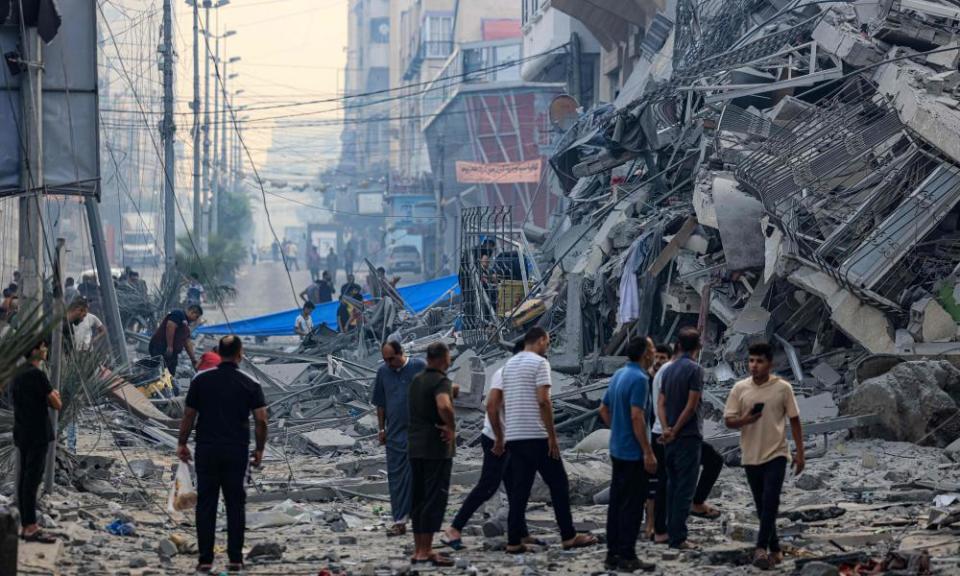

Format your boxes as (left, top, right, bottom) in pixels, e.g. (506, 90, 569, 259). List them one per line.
(196, 274, 460, 337)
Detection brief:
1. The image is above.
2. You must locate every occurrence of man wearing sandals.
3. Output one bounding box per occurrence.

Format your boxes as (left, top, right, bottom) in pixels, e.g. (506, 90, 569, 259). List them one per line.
(407, 342, 457, 567)
(372, 341, 427, 537)
(12, 339, 62, 544)
(724, 341, 805, 570)
(491, 327, 597, 554)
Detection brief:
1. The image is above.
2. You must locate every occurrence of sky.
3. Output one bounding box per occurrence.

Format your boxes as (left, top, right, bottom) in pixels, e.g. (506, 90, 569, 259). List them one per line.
(173, 0, 349, 172)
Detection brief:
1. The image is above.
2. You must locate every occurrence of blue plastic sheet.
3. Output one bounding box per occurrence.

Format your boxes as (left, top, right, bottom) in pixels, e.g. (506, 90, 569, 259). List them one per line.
(196, 275, 460, 337)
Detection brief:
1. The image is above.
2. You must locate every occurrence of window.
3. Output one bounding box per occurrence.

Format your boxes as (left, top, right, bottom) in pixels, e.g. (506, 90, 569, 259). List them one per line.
(423, 15, 453, 58)
(522, 0, 541, 26)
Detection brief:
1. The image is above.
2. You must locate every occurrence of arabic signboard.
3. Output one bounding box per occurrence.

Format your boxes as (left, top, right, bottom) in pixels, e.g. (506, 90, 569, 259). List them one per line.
(455, 159, 542, 184)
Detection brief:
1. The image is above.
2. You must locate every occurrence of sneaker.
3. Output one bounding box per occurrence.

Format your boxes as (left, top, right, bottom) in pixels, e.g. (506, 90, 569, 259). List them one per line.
(604, 554, 620, 570)
(618, 557, 657, 572)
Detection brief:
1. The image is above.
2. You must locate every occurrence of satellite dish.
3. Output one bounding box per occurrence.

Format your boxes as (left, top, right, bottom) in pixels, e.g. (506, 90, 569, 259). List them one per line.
(549, 94, 580, 132)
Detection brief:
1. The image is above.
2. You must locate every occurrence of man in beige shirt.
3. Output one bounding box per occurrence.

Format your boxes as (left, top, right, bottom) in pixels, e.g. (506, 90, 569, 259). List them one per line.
(724, 342, 805, 571)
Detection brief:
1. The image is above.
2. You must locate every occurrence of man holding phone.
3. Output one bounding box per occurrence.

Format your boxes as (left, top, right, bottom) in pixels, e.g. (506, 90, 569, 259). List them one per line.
(723, 342, 804, 570)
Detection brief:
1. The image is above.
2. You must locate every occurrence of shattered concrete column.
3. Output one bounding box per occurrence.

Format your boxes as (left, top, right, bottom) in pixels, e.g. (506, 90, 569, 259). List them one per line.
(565, 273, 585, 363)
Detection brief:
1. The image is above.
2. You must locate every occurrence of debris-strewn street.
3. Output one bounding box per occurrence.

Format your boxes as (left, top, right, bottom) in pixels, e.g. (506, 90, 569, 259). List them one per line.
(6, 0, 960, 574)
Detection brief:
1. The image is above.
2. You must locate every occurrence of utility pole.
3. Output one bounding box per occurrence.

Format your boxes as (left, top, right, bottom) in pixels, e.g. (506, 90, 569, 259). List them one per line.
(18, 27, 43, 318)
(162, 0, 177, 276)
(192, 0, 203, 253)
(85, 196, 129, 365)
(201, 0, 212, 254)
(44, 239, 65, 494)
(211, 23, 220, 239)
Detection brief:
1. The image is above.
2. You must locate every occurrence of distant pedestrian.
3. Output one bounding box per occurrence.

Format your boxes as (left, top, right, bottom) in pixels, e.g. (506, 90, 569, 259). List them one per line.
(295, 302, 315, 340)
(407, 342, 456, 567)
(149, 305, 203, 382)
(489, 326, 597, 554)
(340, 273, 361, 300)
(600, 337, 657, 572)
(78, 274, 102, 317)
(326, 247, 339, 281)
(196, 345, 222, 372)
(178, 335, 268, 574)
(300, 274, 333, 305)
(308, 245, 322, 282)
(724, 342, 804, 570)
(12, 339, 61, 544)
(656, 327, 704, 550)
(371, 341, 426, 537)
(271, 241, 280, 262)
(64, 277, 79, 305)
(344, 242, 355, 276)
(285, 241, 300, 271)
(185, 273, 205, 307)
(443, 340, 537, 550)
(337, 285, 362, 332)
(250, 242, 258, 266)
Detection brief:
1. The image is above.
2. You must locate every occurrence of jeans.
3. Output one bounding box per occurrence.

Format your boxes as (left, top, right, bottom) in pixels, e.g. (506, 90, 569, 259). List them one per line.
(66, 423, 77, 453)
(505, 439, 575, 546)
(17, 444, 47, 527)
(695, 442, 723, 505)
(651, 433, 667, 535)
(606, 457, 649, 560)
(664, 436, 701, 547)
(450, 435, 527, 536)
(195, 444, 248, 565)
(744, 456, 787, 553)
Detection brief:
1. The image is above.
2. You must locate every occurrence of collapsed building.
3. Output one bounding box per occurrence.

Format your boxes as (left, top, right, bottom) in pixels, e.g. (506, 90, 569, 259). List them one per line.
(9, 0, 960, 573)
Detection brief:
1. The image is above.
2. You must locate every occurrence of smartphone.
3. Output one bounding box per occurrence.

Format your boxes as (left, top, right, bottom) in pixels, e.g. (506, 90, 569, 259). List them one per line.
(750, 402, 765, 415)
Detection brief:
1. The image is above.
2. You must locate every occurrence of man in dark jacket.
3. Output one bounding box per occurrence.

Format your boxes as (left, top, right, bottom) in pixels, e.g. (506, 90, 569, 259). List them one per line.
(148, 305, 203, 382)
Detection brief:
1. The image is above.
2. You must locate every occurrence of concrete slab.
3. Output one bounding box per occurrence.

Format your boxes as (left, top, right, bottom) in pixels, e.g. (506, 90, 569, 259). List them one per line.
(18, 538, 62, 575)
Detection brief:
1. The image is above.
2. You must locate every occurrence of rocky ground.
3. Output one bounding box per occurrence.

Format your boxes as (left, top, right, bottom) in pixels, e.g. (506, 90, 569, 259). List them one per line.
(15, 429, 960, 576)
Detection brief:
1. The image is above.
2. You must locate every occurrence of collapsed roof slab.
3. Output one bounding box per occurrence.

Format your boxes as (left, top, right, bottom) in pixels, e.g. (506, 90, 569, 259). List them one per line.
(789, 265, 896, 354)
(875, 59, 960, 165)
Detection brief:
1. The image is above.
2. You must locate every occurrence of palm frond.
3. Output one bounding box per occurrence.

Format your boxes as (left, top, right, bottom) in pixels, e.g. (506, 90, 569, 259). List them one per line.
(0, 304, 61, 395)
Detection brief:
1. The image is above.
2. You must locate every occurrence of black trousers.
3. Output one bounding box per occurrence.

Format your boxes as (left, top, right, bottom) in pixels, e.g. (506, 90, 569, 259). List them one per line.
(410, 458, 453, 534)
(148, 340, 179, 377)
(695, 442, 724, 505)
(606, 457, 649, 560)
(744, 457, 787, 553)
(450, 435, 527, 536)
(17, 444, 47, 527)
(196, 445, 248, 565)
(651, 433, 667, 535)
(505, 439, 575, 546)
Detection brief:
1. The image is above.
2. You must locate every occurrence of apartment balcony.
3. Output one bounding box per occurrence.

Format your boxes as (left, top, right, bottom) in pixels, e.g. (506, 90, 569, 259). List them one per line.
(402, 39, 455, 81)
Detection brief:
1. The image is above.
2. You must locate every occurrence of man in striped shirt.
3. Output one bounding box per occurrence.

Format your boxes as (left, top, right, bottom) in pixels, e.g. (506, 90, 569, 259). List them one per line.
(488, 327, 597, 554)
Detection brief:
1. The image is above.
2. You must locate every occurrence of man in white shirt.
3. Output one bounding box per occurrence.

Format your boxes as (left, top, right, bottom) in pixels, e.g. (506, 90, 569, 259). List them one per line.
(442, 341, 534, 550)
(294, 302, 315, 340)
(488, 327, 597, 554)
(73, 312, 106, 351)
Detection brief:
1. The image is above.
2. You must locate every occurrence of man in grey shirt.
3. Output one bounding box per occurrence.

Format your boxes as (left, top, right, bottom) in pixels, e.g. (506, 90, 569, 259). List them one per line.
(656, 327, 704, 549)
(372, 341, 426, 537)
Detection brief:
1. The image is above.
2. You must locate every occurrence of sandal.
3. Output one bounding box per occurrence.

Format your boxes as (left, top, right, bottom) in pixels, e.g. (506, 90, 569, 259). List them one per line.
(226, 562, 245, 572)
(521, 536, 548, 546)
(506, 544, 529, 555)
(440, 537, 465, 551)
(561, 533, 598, 550)
(195, 564, 213, 574)
(752, 549, 771, 570)
(691, 506, 721, 520)
(21, 530, 57, 544)
(428, 553, 454, 567)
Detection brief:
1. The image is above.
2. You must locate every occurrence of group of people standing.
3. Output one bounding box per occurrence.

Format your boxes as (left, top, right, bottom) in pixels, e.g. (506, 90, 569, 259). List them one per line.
(372, 325, 805, 571)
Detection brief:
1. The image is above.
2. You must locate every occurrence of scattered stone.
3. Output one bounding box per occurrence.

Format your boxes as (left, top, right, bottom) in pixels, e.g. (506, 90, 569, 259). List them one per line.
(785, 506, 846, 522)
(799, 561, 841, 576)
(338, 535, 357, 545)
(482, 520, 504, 537)
(795, 474, 826, 491)
(128, 556, 148, 568)
(329, 519, 348, 532)
(246, 541, 286, 561)
(157, 538, 178, 558)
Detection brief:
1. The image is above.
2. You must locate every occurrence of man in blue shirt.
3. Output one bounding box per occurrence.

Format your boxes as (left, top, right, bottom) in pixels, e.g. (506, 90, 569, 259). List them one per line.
(372, 341, 426, 537)
(600, 337, 657, 572)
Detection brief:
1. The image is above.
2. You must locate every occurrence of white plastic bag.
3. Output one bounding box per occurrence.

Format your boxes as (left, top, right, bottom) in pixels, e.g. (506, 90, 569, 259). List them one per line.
(167, 461, 197, 513)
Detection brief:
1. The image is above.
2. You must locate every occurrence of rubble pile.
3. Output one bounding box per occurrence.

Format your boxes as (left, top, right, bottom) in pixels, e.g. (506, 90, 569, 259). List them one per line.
(10, 0, 960, 573)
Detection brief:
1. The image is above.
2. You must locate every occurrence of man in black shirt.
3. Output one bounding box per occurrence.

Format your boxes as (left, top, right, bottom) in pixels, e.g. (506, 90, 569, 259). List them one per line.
(148, 305, 203, 382)
(177, 335, 268, 573)
(12, 339, 61, 543)
(407, 342, 456, 567)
